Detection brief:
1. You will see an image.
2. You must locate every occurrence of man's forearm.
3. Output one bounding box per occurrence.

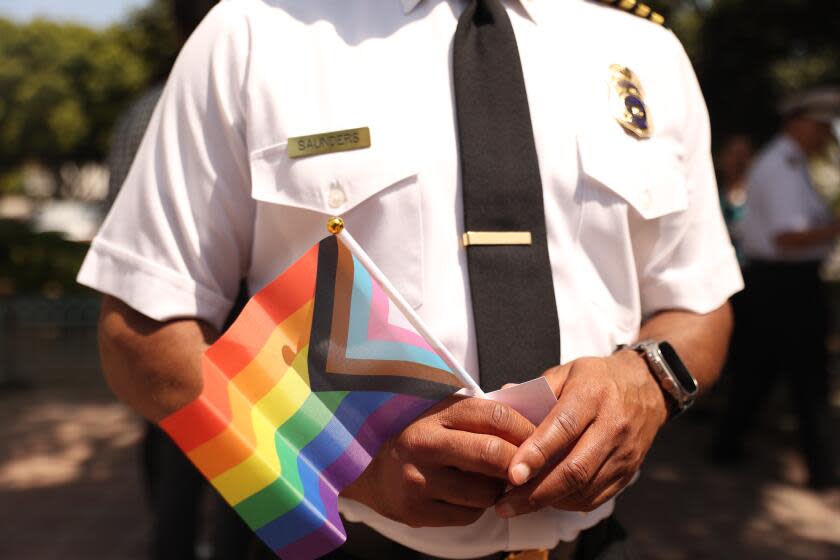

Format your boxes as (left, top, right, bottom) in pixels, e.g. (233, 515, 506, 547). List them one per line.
(98, 295, 219, 422)
(636, 301, 734, 396)
(776, 223, 840, 251)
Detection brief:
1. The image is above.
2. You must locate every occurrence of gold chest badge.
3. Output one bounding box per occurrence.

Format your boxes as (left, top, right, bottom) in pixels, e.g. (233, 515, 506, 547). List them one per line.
(608, 65, 652, 139)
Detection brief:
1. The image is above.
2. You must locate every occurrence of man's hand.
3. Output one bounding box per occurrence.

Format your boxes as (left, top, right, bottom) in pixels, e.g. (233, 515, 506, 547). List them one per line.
(494, 304, 733, 517)
(341, 396, 535, 528)
(495, 350, 667, 517)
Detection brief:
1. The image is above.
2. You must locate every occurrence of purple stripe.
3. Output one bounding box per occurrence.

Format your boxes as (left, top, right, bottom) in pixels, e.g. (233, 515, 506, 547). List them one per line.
(276, 395, 435, 559)
(276, 479, 345, 560)
(355, 394, 435, 453)
(323, 394, 434, 490)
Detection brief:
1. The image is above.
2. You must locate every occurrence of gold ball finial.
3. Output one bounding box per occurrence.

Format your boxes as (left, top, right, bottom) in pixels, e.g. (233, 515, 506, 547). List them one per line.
(327, 217, 345, 235)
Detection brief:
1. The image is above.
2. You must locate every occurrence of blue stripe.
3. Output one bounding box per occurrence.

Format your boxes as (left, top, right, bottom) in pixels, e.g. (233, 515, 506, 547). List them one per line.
(346, 256, 451, 371)
(256, 391, 395, 550)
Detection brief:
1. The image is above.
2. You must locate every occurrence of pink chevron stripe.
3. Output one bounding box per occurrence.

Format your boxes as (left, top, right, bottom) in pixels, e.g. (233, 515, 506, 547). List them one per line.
(367, 277, 434, 351)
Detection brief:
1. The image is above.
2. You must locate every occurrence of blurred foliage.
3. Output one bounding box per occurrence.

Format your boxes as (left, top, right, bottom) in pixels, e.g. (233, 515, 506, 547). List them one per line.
(697, 0, 840, 145)
(0, 0, 178, 170)
(0, 220, 90, 297)
(648, 0, 840, 146)
(0, 169, 23, 195)
(0, 0, 838, 170)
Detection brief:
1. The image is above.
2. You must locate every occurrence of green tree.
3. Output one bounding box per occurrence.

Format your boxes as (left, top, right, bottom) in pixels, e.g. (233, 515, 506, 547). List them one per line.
(0, 0, 179, 173)
(694, 0, 840, 145)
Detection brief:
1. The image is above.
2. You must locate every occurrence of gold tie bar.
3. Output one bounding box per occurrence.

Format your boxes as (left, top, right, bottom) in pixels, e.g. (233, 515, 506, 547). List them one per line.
(462, 231, 533, 247)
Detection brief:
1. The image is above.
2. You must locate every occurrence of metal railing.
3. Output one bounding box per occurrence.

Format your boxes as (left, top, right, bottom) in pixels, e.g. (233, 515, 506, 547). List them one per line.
(0, 296, 101, 385)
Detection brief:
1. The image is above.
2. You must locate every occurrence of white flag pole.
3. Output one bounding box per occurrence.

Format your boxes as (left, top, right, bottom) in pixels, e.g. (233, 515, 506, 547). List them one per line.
(327, 218, 484, 396)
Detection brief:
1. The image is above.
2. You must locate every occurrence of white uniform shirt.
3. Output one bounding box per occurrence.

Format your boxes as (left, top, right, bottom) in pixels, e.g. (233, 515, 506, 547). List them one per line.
(78, 0, 743, 556)
(741, 134, 835, 262)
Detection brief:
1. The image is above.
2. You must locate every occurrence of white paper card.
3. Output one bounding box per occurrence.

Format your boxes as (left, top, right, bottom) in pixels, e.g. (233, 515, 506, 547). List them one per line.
(483, 377, 557, 425)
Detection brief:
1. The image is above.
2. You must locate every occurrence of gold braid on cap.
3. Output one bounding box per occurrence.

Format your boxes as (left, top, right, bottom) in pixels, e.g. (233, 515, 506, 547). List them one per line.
(596, 0, 667, 27)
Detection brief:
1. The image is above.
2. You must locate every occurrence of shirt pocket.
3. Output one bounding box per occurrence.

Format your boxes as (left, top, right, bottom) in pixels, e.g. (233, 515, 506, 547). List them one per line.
(578, 133, 688, 219)
(575, 131, 690, 335)
(249, 140, 424, 308)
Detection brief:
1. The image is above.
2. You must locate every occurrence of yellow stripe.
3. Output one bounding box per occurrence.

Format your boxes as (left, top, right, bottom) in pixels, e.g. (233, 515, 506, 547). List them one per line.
(212, 347, 311, 504)
(186, 302, 313, 477)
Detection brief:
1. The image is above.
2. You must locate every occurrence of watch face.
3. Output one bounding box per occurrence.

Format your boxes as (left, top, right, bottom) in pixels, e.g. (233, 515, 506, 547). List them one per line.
(659, 342, 698, 394)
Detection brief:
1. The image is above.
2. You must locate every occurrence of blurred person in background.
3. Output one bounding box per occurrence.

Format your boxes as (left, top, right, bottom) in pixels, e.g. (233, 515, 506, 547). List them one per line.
(712, 134, 752, 427)
(713, 89, 840, 489)
(717, 134, 754, 264)
(105, 2, 262, 559)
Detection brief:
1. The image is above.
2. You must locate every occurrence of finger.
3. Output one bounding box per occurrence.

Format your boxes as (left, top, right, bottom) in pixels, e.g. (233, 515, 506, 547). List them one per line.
(507, 380, 598, 486)
(425, 468, 506, 509)
(439, 397, 535, 445)
(496, 420, 616, 517)
(555, 473, 635, 513)
(429, 430, 520, 478)
(412, 500, 486, 528)
(559, 453, 641, 512)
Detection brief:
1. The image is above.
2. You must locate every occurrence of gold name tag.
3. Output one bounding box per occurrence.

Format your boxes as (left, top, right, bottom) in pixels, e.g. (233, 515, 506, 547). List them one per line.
(462, 231, 533, 247)
(287, 127, 371, 159)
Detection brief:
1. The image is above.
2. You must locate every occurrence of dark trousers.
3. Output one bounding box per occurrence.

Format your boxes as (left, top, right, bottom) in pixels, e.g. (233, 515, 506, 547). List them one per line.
(142, 423, 207, 560)
(717, 260, 834, 482)
(316, 515, 633, 560)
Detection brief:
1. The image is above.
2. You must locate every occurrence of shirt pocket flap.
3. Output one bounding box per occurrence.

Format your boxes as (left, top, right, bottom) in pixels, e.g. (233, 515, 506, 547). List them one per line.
(249, 141, 418, 214)
(578, 132, 688, 220)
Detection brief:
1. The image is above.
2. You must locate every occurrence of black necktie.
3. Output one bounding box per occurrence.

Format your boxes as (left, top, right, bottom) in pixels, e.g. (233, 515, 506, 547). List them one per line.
(453, 0, 561, 391)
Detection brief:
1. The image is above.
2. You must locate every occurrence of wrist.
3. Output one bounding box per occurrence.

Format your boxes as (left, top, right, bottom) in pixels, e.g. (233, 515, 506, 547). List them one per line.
(611, 348, 670, 427)
(616, 340, 700, 421)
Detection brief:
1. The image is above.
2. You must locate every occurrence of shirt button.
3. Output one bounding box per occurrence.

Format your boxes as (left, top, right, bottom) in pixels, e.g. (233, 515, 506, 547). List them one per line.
(328, 185, 346, 209)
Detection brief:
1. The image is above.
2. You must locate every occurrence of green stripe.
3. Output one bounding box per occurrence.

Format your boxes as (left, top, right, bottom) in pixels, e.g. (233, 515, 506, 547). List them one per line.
(234, 391, 348, 528)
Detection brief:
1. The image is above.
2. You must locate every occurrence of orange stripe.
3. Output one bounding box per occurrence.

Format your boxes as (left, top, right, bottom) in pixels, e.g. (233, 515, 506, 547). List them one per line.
(162, 300, 314, 453)
(186, 304, 314, 475)
(160, 243, 320, 451)
(205, 243, 319, 377)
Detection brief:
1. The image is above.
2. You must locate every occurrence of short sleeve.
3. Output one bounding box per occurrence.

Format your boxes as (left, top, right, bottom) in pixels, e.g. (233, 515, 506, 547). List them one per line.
(78, 1, 254, 330)
(634, 36, 744, 317)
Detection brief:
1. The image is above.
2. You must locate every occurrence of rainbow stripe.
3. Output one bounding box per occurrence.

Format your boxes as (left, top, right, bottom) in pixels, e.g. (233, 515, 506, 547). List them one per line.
(160, 236, 462, 559)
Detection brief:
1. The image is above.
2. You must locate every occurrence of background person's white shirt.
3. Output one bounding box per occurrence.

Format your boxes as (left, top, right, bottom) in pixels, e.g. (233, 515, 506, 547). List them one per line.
(78, 0, 743, 556)
(741, 135, 835, 262)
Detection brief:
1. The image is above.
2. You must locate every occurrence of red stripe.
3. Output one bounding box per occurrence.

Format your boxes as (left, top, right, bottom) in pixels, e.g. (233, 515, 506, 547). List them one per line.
(160, 243, 320, 451)
(161, 358, 232, 451)
(205, 244, 319, 377)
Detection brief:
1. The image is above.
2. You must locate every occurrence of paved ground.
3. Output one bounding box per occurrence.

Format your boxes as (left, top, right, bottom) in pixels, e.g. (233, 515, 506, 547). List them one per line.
(616, 398, 840, 560)
(2, 368, 840, 559)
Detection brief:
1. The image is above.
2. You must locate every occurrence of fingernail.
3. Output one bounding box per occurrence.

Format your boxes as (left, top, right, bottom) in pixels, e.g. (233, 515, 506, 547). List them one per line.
(496, 502, 516, 518)
(510, 463, 531, 486)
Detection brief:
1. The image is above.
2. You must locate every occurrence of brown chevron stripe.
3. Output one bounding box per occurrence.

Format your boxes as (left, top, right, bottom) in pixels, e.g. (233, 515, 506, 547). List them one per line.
(325, 240, 463, 388)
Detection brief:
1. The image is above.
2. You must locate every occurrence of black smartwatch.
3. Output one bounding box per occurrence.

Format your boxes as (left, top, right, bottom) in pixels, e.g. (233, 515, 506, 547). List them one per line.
(621, 340, 698, 415)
